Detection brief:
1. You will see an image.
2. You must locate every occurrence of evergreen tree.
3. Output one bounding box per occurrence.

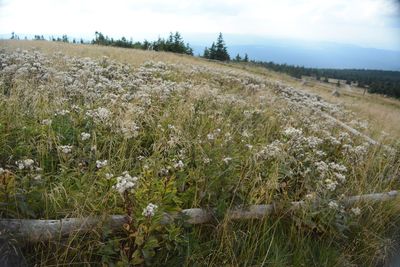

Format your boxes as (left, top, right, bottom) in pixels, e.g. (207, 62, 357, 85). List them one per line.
(235, 53, 242, 62)
(206, 33, 230, 61)
(209, 42, 217, 59)
(243, 53, 249, 62)
(203, 47, 210, 58)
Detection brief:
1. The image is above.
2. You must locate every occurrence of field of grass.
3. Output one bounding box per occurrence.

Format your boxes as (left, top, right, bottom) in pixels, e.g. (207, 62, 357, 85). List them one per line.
(1, 40, 400, 266)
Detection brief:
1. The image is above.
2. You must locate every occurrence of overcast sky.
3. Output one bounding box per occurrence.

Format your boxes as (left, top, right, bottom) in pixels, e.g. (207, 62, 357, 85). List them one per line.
(1, 0, 399, 50)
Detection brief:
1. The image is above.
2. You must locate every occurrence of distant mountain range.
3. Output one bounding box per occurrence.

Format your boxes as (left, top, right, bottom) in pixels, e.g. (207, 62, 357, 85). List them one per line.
(192, 42, 400, 71)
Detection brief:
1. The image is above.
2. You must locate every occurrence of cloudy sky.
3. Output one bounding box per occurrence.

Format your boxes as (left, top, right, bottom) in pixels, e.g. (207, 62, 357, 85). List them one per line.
(1, 0, 399, 50)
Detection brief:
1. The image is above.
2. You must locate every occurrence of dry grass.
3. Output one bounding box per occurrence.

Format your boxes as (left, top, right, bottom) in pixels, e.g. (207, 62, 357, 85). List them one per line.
(230, 62, 400, 140)
(2, 39, 399, 140)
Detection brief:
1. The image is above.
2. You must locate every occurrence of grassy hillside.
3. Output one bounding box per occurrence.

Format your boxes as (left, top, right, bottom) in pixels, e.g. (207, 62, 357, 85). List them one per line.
(1, 40, 400, 266)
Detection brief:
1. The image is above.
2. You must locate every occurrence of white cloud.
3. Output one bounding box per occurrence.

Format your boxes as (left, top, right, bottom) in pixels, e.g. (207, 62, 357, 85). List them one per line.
(0, 0, 399, 50)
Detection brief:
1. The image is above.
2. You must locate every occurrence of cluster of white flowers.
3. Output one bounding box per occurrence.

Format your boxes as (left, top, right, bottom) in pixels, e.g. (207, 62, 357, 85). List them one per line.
(174, 160, 184, 169)
(255, 140, 283, 160)
(96, 160, 108, 169)
(142, 203, 158, 217)
(55, 109, 70, 116)
(58, 145, 73, 154)
(86, 107, 111, 123)
(16, 159, 35, 170)
(203, 157, 211, 164)
(328, 200, 339, 210)
(325, 179, 338, 191)
(283, 127, 303, 138)
(81, 132, 91, 141)
(113, 171, 138, 194)
(120, 122, 140, 139)
(351, 207, 361, 216)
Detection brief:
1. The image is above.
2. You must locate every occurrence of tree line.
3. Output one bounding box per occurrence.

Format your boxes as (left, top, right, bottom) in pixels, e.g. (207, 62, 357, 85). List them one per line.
(253, 61, 400, 99)
(92, 31, 194, 55)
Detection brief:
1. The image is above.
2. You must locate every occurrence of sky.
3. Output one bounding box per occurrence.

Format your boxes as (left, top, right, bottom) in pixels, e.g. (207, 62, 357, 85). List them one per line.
(0, 0, 400, 50)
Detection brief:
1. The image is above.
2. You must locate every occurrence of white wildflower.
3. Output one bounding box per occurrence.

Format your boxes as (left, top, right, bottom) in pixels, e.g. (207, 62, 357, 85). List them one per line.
(16, 159, 35, 170)
(96, 160, 108, 169)
(59, 145, 72, 154)
(325, 179, 338, 191)
(81, 132, 91, 141)
(334, 173, 346, 183)
(142, 203, 158, 217)
(223, 157, 232, 164)
(207, 133, 215, 140)
(329, 162, 347, 173)
(174, 160, 185, 169)
(203, 157, 211, 164)
(351, 207, 361, 216)
(113, 171, 138, 194)
(105, 173, 113, 179)
(283, 127, 303, 138)
(328, 201, 339, 210)
(245, 144, 253, 150)
(55, 109, 70, 116)
(305, 192, 316, 200)
(315, 161, 329, 176)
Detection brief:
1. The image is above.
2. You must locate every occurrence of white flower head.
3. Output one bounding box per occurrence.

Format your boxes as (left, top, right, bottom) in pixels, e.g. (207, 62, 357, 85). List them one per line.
(351, 207, 361, 216)
(174, 160, 184, 169)
(325, 179, 338, 191)
(328, 201, 339, 210)
(142, 203, 158, 217)
(16, 159, 35, 170)
(203, 157, 211, 164)
(207, 133, 215, 140)
(81, 132, 91, 141)
(223, 157, 232, 164)
(96, 160, 108, 169)
(113, 172, 138, 194)
(59, 145, 72, 154)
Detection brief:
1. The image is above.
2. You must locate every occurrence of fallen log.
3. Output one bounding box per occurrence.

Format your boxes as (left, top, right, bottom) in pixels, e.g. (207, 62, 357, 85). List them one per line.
(0, 190, 398, 243)
(320, 112, 379, 145)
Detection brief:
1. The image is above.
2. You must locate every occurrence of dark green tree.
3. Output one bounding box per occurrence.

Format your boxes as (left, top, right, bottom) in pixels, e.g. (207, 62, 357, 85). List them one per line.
(214, 33, 230, 61)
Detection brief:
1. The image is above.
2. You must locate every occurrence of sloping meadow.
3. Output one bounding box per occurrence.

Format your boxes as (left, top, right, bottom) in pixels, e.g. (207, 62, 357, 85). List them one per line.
(0, 47, 400, 266)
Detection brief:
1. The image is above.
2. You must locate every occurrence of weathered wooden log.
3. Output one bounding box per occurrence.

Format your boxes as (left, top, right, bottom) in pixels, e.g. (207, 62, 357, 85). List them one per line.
(319, 112, 379, 145)
(0, 190, 398, 242)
